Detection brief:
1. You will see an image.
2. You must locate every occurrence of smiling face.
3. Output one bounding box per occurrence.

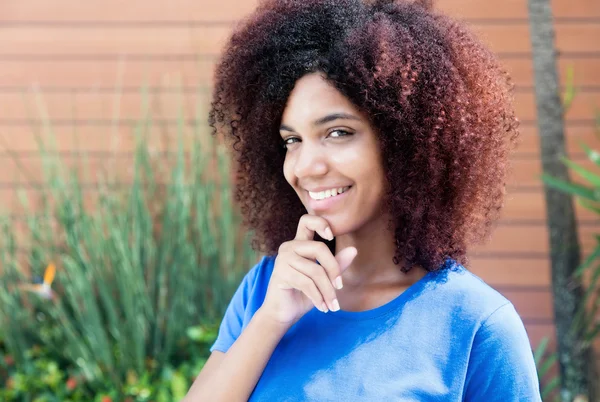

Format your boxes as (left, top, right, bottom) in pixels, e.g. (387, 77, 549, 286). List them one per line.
(280, 73, 388, 237)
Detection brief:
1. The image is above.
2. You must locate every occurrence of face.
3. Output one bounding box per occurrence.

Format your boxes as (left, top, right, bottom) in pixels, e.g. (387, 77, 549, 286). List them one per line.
(280, 73, 388, 236)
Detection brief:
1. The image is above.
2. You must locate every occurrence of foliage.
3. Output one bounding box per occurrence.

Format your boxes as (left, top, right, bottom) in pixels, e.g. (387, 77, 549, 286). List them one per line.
(0, 323, 218, 401)
(535, 336, 561, 402)
(540, 112, 600, 349)
(0, 87, 257, 399)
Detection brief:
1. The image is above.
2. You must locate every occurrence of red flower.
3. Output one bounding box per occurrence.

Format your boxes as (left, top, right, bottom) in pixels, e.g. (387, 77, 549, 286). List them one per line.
(101, 397, 112, 402)
(4, 355, 14, 366)
(66, 377, 77, 391)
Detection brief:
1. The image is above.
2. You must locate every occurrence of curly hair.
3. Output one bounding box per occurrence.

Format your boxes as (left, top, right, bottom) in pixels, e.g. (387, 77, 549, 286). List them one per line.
(209, 0, 518, 272)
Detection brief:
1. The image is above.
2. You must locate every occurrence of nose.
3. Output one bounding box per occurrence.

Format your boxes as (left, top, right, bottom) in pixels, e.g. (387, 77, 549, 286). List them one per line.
(292, 141, 329, 180)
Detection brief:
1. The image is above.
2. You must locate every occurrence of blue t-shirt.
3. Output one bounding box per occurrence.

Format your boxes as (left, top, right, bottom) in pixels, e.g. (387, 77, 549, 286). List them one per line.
(211, 256, 542, 401)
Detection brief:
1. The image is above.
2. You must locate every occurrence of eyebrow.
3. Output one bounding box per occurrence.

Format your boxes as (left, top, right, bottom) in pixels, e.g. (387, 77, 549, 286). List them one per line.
(280, 112, 361, 132)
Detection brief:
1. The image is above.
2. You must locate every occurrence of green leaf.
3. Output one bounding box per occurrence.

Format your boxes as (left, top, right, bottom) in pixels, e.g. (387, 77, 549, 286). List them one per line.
(170, 371, 188, 401)
(540, 173, 597, 201)
(562, 158, 600, 187)
(541, 376, 560, 400)
(575, 241, 600, 277)
(533, 337, 549, 366)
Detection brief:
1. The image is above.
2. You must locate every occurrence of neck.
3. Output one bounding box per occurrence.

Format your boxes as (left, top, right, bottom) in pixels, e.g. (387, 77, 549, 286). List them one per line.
(334, 212, 419, 287)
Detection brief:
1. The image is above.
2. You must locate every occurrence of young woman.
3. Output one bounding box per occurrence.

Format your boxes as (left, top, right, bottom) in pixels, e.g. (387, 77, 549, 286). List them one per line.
(185, 0, 541, 400)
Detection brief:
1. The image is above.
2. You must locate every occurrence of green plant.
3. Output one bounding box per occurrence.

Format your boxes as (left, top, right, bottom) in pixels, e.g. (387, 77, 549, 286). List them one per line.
(0, 86, 257, 398)
(535, 336, 561, 402)
(540, 111, 600, 347)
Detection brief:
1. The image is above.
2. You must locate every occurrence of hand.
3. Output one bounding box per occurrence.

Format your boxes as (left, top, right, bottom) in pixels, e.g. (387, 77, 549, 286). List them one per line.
(259, 214, 358, 327)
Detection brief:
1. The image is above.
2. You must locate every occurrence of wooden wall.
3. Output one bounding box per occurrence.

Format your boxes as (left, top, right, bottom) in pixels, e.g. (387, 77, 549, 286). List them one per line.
(1, 0, 599, 351)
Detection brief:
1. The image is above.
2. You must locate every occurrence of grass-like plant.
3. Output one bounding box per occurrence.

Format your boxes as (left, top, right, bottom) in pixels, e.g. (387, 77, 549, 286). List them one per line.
(0, 86, 257, 398)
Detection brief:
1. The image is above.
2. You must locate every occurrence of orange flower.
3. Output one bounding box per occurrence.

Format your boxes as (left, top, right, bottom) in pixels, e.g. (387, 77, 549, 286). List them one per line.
(66, 376, 77, 391)
(101, 397, 112, 402)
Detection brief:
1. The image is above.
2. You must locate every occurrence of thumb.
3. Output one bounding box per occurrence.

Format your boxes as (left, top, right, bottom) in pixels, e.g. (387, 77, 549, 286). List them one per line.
(335, 247, 358, 271)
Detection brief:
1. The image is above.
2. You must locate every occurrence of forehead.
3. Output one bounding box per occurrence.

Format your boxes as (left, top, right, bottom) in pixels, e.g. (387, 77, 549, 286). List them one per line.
(281, 73, 361, 124)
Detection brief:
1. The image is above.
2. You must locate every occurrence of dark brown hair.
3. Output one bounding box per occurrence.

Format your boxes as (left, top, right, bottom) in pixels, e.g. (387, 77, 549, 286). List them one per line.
(209, 0, 518, 272)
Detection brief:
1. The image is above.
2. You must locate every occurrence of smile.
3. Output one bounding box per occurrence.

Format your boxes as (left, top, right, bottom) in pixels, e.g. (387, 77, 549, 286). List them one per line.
(308, 186, 351, 201)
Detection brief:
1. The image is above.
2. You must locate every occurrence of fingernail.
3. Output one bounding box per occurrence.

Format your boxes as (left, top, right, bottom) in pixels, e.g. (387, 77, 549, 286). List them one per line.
(325, 227, 334, 240)
(334, 276, 343, 290)
(331, 299, 340, 312)
(320, 303, 329, 313)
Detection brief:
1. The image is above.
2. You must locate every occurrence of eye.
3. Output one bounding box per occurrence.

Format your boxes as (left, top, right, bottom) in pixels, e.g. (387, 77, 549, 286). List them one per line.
(282, 137, 300, 150)
(328, 129, 352, 138)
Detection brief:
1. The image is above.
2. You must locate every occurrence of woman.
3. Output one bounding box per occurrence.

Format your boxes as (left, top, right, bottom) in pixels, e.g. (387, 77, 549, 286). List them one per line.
(185, 0, 541, 400)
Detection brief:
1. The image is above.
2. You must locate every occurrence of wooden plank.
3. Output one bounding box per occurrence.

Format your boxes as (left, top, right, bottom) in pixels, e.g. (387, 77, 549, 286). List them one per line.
(501, 190, 600, 222)
(0, 0, 598, 22)
(0, 0, 260, 23)
(0, 25, 234, 56)
(507, 157, 600, 188)
(0, 55, 597, 89)
(514, 91, 600, 122)
(501, 288, 554, 321)
(0, 89, 212, 120)
(0, 86, 598, 122)
(0, 125, 202, 152)
(515, 125, 600, 157)
(473, 224, 600, 254)
(468, 257, 551, 287)
(0, 59, 217, 88)
(485, 57, 600, 88)
(2, 23, 599, 57)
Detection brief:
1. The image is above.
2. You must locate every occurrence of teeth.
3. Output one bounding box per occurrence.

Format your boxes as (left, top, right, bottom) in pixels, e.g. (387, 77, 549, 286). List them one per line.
(309, 186, 350, 200)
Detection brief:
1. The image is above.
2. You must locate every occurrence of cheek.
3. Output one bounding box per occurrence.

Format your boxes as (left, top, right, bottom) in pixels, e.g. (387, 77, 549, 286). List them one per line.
(282, 156, 294, 186)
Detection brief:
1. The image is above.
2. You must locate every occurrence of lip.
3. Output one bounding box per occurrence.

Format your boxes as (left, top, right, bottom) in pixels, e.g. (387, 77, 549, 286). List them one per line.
(306, 186, 352, 212)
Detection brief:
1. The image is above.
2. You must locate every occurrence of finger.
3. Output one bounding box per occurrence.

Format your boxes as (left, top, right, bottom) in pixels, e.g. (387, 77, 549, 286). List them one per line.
(295, 214, 333, 242)
(289, 255, 339, 311)
(278, 267, 328, 313)
(291, 240, 343, 289)
(335, 247, 358, 272)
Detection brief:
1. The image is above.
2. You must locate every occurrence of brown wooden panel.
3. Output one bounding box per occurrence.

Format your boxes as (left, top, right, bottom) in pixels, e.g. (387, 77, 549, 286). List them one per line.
(0, 125, 202, 152)
(1, 87, 598, 122)
(0, 59, 217, 87)
(0, 0, 260, 22)
(505, 57, 600, 88)
(508, 157, 599, 188)
(0, 90, 211, 120)
(501, 190, 600, 222)
(515, 91, 600, 122)
(0, 56, 598, 89)
(0, 26, 233, 56)
(440, 0, 600, 19)
(0, 153, 189, 184)
(526, 323, 556, 349)
(2, 24, 600, 58)
(515, 125, 600, 157)
(501, 288, 554, 321)
(1, 0, 598, 22)
(468, 257, 551, 287)
(473, 224, 600, 254)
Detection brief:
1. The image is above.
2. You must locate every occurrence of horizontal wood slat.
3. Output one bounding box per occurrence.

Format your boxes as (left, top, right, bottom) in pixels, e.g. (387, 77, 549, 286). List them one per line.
(0, 56, 598, 89)
(507, 157, 599, 188)
(0, 120, 597, 156)
(2, 23, 600, 57)
(0, 87, 597, 121)
(515, 126, 600, 157)
(1, 0, 599, 22)
(473, 224, 600, 255)
(468, 257, 551, 287)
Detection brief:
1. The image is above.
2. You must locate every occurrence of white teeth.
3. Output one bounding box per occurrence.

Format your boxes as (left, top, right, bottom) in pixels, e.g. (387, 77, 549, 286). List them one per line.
(308, 186, 350, 200)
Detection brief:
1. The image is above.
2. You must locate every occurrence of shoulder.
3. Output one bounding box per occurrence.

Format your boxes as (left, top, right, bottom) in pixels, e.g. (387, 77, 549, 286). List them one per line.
(425, 260, 512, 325)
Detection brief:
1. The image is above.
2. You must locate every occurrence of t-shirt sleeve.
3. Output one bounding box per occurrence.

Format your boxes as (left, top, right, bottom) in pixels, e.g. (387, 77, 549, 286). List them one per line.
(464, 302, 542, 402)
(209, 256, 271, 354)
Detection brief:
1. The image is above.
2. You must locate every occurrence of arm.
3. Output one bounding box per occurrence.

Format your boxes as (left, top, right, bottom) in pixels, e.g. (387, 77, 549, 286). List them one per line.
(183, 308, 290, 401)
(464, 302, 542, 402)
